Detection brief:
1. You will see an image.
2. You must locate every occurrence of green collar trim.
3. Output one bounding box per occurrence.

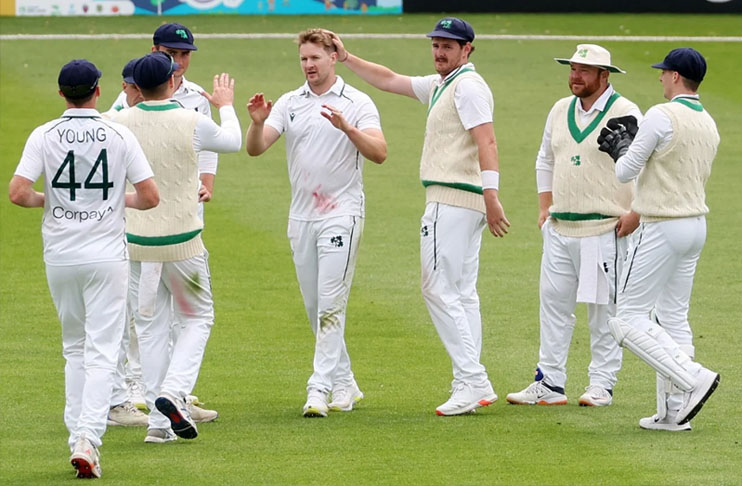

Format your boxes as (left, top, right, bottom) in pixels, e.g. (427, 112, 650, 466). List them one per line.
(135, 102, 181, 112)
(126, 229, 201, 246)
(428, 67, 475, 114)
(422, 180, 483, 195)
(567, 92, 621, 143)
(672, 97, 704, 112)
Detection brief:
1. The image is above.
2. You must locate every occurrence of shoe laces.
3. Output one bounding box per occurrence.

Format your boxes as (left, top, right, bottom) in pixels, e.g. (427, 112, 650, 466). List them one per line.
(121, 401, 140, 413)
(526, 380, 548, 395)
(584, 385, 610, 398)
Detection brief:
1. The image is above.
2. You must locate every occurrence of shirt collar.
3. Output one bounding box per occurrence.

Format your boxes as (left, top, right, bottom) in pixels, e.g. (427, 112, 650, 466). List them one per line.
(671, 93, 700, 101)
(62, 108, 100, 117)
(301, 75, 346, 98)
(439, 62, 475, 84)
(174, 76, 191, 96)
(577, 84, 615, 116)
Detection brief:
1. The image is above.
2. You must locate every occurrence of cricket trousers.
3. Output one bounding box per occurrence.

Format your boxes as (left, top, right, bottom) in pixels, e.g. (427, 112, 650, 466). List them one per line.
(129, 252, 214, 430)
(46, 260, 128, 450)
(537, 220, 626, 390)
(617, 217, 706, 382)
(288, 215, 363, 393)
(420, 202, 490, 388)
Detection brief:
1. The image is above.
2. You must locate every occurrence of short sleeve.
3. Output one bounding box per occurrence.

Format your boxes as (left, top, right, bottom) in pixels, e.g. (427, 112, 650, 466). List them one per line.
(121, 128, 154, 184)
(265, 93, 289, 134)
(355, 96, 382, 132)
(410, 75, 438, 104)
(454, 77, 494, 130)
(14, 126, 46, 183)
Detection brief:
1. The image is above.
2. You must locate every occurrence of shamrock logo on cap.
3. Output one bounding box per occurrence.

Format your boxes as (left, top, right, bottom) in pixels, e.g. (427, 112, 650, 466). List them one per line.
(578, 48, 588, 58)
(176, 28, 188, 39)
(440, 20, 452, 28)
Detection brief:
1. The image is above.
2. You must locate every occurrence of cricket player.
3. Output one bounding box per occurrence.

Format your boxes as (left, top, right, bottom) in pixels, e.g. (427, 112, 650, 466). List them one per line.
(328, 18, 509, 416)
(598, 47, 721, 429)
(108, 24, 220, 424)
(111, 51, 241, 443)
(9, 59, 159, 478)
(246, 29, 387, 417)
(506, 45, 641, 408)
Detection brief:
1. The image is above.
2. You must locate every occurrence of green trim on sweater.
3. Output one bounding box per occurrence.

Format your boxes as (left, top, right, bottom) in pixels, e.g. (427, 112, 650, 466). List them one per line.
(126, 228, 202, 246)
(422, 180, 483, 195)
(567, 92, 620, 143)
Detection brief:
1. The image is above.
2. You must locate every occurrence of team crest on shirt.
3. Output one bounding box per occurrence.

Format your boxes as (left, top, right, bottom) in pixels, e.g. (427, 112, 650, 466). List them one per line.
(290, 112, 296, 122)
(571, 155, 581, 166)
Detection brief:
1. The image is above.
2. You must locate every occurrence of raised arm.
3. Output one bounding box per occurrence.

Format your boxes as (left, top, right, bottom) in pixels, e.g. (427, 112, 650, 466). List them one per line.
(245, 93, 281, 156)
(470, 122, 509, 237)
(327, 31, 417, 99)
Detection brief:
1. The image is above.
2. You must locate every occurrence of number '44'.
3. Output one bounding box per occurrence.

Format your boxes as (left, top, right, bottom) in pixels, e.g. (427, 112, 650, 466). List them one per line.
(51, 149, 114, 201)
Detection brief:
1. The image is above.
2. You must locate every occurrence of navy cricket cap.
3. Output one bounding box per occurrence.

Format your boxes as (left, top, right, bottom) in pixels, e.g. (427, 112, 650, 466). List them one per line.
(58, 59, 101, 99)
(652, 48, 707, 83)
(153, 23, 198, 51)
(132, 52, 180, 89)
(122, 58, 137, 84)
(427, 17, 475, 43)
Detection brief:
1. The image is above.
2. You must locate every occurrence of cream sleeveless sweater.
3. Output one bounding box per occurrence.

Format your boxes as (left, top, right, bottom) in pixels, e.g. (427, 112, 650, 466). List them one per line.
(549, 93, 638, 237)
(633, 99, 719, 221)
(113, 101, 204, 262)
(420, 69, 488, 213)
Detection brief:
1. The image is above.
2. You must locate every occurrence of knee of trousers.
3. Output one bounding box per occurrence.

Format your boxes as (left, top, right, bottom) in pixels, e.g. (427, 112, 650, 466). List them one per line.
(606, 317, 627, 345)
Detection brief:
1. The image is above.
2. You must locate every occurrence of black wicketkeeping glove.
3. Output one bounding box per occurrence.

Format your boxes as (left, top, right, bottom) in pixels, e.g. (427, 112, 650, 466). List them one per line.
(606, 115, 638, 137)
(597, 115, 638, 163)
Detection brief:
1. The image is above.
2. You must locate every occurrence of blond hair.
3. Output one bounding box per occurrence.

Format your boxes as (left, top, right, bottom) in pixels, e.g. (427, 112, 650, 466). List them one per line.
(297, 28, 335, 54)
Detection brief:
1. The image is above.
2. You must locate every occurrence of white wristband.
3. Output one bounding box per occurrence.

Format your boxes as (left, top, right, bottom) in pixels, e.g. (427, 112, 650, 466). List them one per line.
(481, 170, 499, 191)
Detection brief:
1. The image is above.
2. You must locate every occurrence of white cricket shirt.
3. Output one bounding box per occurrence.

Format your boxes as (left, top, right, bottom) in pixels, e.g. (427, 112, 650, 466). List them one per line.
(14, 108, 154, 265)
(266, 76, 381, 221)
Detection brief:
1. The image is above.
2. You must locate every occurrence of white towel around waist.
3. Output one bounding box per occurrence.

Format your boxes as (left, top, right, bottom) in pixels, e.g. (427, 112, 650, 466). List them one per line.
(576, 235, 609, 305)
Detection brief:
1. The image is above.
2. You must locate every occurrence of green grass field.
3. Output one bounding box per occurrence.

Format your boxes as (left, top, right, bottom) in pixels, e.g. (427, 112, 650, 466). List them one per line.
(1, 13, 741, 485)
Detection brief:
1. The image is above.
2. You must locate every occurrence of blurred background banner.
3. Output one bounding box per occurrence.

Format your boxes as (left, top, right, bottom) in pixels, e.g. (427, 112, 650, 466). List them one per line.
(405, 0, 741, 13)
(10, 0, 403, 16)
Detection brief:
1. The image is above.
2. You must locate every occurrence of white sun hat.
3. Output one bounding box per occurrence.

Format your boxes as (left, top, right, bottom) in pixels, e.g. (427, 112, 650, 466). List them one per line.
(554, 44, 626, 73)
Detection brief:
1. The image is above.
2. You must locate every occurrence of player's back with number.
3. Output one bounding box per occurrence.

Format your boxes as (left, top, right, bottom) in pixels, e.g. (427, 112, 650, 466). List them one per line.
(18, 113, 150, 264)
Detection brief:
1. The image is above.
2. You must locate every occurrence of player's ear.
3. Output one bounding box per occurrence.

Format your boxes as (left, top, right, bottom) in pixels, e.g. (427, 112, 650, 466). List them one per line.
(58, 90, 66, 99)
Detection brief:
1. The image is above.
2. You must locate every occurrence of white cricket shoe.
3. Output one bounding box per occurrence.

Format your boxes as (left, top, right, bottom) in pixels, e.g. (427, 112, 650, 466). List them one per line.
(303, 388, 329, 418)
(186, 395, 219, 423)
(155, 392, 198, 439)
(107, 401, 149, 426)
(578, 385, 613, 407)
(329, 383, 364, 412)
(436, 382, 497, 416)
(127, 381, 147, 410)
(506, 381, 568, 405)
(144, 428, 178, 443)
(639, 413, 692, 431)
(70, 435, 101, 479)
(676, 367, 720, 425)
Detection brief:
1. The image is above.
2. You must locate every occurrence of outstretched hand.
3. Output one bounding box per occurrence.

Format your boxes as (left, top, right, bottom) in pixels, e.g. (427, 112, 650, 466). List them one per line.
(201, 73, 235, 109)
(320, 104, 351, 132)
(247, 93, 273, 124)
